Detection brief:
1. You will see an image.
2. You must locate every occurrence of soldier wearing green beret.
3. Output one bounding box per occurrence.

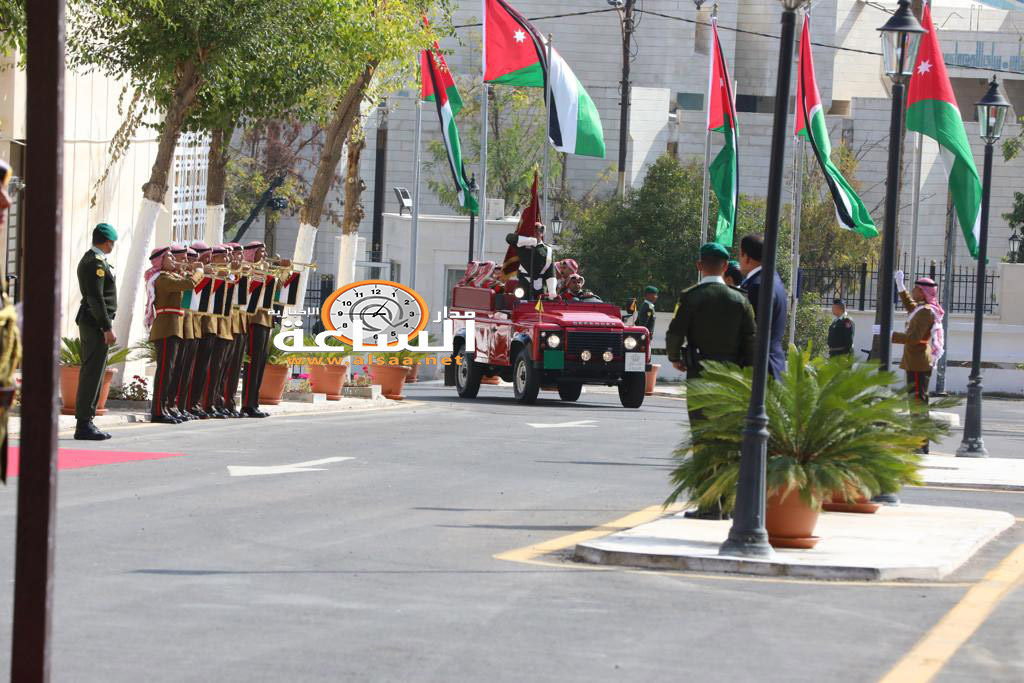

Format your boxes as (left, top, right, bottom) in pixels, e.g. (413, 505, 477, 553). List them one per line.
(635, 286, 658, 335)
(74, 223, 119, 440)
(724, 260, 743, 287)
(666, 242, 756, 520)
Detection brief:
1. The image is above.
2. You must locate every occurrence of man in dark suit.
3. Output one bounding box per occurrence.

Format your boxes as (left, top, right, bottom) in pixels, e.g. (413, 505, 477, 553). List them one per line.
(74, 223, 119, 440)
(738, 233, 788, 379)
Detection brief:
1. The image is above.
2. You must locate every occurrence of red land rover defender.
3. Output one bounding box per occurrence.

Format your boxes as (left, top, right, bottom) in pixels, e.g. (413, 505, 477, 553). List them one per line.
(446, 263, 651, 408)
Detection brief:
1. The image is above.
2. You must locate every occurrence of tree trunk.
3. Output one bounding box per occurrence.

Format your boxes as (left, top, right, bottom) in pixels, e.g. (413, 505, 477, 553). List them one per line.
(205, 125, 231, 244)
(335, 126, 366, 288)
(300, 63, 377, 228)
(115, 57, 204, 350)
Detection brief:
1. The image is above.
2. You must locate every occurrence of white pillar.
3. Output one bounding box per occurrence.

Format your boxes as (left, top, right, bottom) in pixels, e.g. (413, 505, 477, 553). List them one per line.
(411, 100, 422, 289)
(335, 232, 359, 288)
(204, 204, 225, 245)
(114, 197, 162, 347)
(292, 221, 318, 309)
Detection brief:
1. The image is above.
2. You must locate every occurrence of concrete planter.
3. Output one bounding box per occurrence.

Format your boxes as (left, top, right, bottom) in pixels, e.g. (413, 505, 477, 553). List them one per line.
(104, 399, 150, 412)
(343, 385, 381, 400)
(281, 392, 327, 404)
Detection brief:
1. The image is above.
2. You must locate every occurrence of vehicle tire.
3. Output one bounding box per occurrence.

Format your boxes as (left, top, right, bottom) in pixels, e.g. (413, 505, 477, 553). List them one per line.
(618, 372, 645, 408)
(512, 348, 541, 404)
(557, 382, 583, 402)
(455, 346, 483, 398)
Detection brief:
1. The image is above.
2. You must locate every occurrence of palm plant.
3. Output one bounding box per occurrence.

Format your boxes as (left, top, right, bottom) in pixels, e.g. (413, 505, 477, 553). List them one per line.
(666, 347, 955, 513)
(60, 336, 133, 366)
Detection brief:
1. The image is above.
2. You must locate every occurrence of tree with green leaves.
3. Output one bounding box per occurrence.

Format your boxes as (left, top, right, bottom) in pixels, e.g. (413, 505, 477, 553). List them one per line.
(0, 0, 26, 59)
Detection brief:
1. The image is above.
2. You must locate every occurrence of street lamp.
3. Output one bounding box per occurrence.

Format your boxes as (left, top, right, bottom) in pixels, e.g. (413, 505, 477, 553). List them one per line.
(719, 0, 806, 559)
(957, 76, 1009, 458)
(876, 0, 924, 375)
(1009, 229, 1021, 264)
(551, 214, 563, 239)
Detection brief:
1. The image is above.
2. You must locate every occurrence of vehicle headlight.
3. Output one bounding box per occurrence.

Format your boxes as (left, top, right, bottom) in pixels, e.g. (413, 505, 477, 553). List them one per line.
(513, 287, 526, 299)
(546, 334, 561, 349)
(580, 349, 592, 362)
(623, 336, 638, 350)
(602, 350, 614, 362)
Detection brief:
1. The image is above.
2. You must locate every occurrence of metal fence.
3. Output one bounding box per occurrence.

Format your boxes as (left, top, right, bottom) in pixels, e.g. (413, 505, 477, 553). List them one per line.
(798, 256, 999, 314)
(301, 274, 334, 336)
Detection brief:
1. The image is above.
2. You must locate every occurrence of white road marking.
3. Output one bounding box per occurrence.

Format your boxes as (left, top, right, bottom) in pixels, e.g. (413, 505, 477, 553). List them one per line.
(227, 456, 353, 477)
(526, 420, 597, 429)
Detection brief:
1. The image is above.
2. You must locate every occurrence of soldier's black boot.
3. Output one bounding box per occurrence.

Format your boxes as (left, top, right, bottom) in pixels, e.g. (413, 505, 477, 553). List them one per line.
(74, 420, 108, 441)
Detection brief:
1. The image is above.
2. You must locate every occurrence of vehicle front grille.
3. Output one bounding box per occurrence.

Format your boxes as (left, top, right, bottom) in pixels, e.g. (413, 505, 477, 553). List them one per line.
(566, 330, 623, 357)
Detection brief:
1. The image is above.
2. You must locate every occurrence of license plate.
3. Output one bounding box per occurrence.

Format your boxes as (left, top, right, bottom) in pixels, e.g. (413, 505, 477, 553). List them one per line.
(543, 349, 565, 370)
(625, 353, 645, 372)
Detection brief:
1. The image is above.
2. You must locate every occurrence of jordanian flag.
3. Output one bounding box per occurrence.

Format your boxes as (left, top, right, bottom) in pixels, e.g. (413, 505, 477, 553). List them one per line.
(420, 35, 462, 116)
(707, 18, 738, 246)
(906, 5, 982, 258)
(795, 16, 877, 238)
(482, 0, 605, 158)
(423, 45, 479, 214)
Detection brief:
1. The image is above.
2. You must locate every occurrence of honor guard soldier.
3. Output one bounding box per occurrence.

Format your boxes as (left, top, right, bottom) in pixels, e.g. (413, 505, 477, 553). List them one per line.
(505, 222, 557, 299)
(219, 243, 248, 417)
(892, 271, 944, 453)
(185, 241, 216, 417)
(145, 246, 200, 423)
(74, 223, 119, 440)
(240, 242, 289, 418)
(828, 298, 855, 357)
(635, 286, 658, 335)
(172, 245, 203, 419)
(666, 242, 757, 519)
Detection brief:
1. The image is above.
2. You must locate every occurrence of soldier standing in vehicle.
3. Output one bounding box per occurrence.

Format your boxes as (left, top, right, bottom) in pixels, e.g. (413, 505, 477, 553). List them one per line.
(74, 223, 119, 441)
(665, 242, 757, 520)
(828, 298, 855, 357)
(635, 286, 657, 335)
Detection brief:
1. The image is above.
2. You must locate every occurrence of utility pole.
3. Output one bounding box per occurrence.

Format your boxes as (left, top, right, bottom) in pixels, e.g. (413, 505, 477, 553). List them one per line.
(370, 100, 388, 278)
(616, 0, 637, 198)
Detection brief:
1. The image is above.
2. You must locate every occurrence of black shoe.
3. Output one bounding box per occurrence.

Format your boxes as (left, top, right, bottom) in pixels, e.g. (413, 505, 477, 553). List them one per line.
(227, 409, 242, 418)
(683, 508, 729, 521)
(241, 408, 267, 418)
(74, 421, 107, 441)
(150, 415, 179, 425)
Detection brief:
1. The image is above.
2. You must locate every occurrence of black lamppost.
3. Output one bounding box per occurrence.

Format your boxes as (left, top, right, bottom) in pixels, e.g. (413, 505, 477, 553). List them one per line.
(1009, 229, 1021, 264)
(957, 76, 1009, 458)
(719, 0, 805, 559)
(551, 214, 563, 242)
(876, 1, 924, 374)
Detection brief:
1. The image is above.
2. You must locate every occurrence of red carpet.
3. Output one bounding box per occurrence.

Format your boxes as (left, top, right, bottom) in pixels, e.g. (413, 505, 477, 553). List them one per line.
(5, 447, 188, 477)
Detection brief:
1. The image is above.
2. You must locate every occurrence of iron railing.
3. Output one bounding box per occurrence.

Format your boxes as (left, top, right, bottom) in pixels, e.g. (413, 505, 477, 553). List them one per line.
(798, 256, 999, 314)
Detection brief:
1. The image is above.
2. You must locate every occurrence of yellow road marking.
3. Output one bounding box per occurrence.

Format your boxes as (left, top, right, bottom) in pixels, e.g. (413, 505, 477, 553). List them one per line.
(493, 505, 973, 588)
(879, 543, 1024, 683)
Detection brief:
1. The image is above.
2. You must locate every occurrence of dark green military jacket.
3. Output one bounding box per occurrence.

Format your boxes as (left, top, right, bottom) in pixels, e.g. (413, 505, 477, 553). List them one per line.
(75, 248, 117, 331)
(665, 279, 756, 374)
(635, 299, 656, 334)
(827, 314, 855, 357)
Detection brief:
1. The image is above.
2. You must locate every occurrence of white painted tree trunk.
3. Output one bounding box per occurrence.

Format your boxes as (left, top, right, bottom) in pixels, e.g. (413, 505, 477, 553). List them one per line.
(335, 231, 359, 288)
(114, 198, 162, 347)
(205, 204, 225, 245)
(292, 222, 318, 310)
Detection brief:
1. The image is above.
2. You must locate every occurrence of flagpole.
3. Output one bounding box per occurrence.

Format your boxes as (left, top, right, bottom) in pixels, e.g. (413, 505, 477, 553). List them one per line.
(411, 98, 422, 290)
(542, 33, 553, 225)
(478, 85, 490, 260)
(909, 131, 923, 279)
(789, 135, 805, 347)
(700, 5, 717, 244)
(935, 190, 956, 394)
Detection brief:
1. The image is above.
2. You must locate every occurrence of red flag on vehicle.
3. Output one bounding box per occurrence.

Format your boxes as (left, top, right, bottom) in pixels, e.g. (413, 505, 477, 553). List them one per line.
(499, 172, 541, 281)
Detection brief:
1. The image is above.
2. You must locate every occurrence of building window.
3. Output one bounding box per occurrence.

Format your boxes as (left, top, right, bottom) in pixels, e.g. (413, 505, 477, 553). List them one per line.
(676, 92, 704, 111)
(171, 132, 210, 243)
(666, 141, 679, 158)
(445, 266, 465, 307)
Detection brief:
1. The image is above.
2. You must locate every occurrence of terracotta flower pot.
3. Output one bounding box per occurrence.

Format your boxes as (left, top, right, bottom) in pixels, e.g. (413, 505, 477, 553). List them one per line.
(60, 366, 117, 416)
(309, 363, 348, 400)
(405, 362, 420, 383)
(645, 363, 661, 396)
(765, 489, 821, 549)
(371, 364, 412, 400)
(259, 363, 289, 405)
(481, 375, 500, 385)
(823, 492, 880, 514)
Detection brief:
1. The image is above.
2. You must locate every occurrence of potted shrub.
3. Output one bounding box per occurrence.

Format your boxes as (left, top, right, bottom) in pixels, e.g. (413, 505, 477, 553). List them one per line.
(367, 348, 424, 400)
(259, 345, 292, 405)
(59, 337, 133, 416)
(645, 363, 661, 396)
(666, 348, 952, 549)
(304, 334, 350, 400)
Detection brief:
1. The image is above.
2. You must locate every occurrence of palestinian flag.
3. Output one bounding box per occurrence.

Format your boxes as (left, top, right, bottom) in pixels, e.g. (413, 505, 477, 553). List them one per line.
(906, 5, 982, 258)
(707, 18, 738, 247)
(192, 277, 213, 314)
(246, 277, 264, 314)
(795, 16, 877, 238)
(499, 172, 541, 281)
(211, 278, 227, 316)
(261, 277, 277, 309)
(223, 281, 237, 315)
(423, 45, 479, 214)
(482, 0, 605, 158)
(236, 276, 249, 307)
(275, 271, 301, 306)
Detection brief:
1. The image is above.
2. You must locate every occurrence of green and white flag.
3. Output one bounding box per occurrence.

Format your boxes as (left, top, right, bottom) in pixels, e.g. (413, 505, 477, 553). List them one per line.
(906, 5, 982, 258)
(795, 16, 877, 238)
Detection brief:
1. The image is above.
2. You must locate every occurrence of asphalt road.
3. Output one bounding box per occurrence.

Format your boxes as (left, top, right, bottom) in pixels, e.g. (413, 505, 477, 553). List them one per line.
(0, 385, 1022, 682)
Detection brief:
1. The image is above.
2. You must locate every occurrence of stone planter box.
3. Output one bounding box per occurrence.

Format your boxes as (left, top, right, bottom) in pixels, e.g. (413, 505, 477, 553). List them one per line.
(281, 391, 328, 404)
(343, 385, 381, 400)
(103, 399, 151, 412)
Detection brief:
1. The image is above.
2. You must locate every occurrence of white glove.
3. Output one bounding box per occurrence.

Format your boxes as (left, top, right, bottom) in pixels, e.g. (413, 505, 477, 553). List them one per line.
(872, 324, 881, 336)
(894, 270, 906, 293)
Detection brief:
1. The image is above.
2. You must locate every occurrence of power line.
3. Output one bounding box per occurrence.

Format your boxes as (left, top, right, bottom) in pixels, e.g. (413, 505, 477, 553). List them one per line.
(452, 8, 617, 30)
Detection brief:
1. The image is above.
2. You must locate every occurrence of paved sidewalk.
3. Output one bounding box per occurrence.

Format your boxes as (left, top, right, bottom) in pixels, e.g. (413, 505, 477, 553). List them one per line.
(920, 453, 1024, 490)
(10, 395, 400, 437)
(574, 504, 1016, 581)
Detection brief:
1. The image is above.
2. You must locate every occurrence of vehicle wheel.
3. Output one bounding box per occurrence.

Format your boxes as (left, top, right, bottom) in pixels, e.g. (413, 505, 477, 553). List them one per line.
(618, 372, 645, 408)
(557, 382, 583, 402)
(512, 348, 541, 404)
(455, 346, 483, 398)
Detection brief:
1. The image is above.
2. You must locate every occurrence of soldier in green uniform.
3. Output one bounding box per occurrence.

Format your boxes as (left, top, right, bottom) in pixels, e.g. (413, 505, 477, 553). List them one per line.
(635, 286, 657, 335)
(665, 242, 757, 519)
(74, 223, 119, 440)
(828, 298, 855, 357)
